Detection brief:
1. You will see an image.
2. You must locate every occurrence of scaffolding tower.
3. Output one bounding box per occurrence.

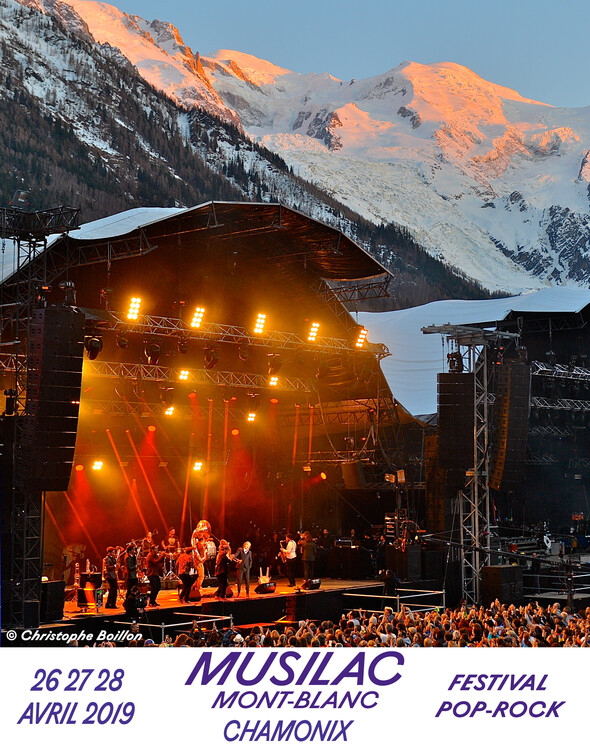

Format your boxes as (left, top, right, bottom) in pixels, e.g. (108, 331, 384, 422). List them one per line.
(422, 323, 520, 603)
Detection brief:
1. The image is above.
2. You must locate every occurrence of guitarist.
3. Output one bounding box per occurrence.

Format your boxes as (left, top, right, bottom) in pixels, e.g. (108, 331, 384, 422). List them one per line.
(234, 541, 253, 597)
(280, 533, 297, 588)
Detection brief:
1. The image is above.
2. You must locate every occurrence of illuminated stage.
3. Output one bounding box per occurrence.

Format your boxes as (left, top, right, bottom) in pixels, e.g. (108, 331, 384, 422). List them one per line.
(8, 578, 385, 646)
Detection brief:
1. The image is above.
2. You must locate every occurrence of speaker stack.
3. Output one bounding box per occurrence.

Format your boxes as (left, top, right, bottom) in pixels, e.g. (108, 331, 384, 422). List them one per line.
(17, 306, 85, 491)
(490, 361, 530, 491)
(481, 565, 523, 606)
(437, 372, 474, 470)
(301, 578, 321, 590)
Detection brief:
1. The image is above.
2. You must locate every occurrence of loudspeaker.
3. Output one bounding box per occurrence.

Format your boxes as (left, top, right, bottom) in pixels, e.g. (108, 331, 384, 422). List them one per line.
(341, 460, 365, 489)
(254, 582, 276, 594)
(437, 372, 474, 469)
(17, 306, 85, 491)
(481, 565, 523, 606)
(386, 544, 422, 582)
(490, 361, 530, 491)
(301, 578, 321, 590)
(40, 580, 65, 623)
(202, 576, 219, 588)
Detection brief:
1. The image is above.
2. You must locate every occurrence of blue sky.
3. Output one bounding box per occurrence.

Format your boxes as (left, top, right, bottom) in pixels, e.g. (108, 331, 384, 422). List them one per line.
(115, 0, 590, 108)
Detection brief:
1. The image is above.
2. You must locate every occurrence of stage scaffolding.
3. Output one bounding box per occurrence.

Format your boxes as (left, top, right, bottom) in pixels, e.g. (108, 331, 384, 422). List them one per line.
(422, 323, 520, 604)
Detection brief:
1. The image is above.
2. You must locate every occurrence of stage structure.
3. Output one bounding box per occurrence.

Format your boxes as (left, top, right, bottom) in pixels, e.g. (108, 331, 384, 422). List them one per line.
(422, 323, 520, 604)
(1, 201, 428, 629)
(1, 199, 80, 629)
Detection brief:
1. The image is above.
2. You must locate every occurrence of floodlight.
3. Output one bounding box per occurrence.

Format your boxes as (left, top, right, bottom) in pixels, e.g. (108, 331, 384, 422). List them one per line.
(308, 322, 320, 342)
(128, 297, 142, 320)
(191, 307, 205, 328)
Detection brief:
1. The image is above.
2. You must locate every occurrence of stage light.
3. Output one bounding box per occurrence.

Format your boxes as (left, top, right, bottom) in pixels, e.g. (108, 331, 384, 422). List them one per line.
(203, 347, 220, 369)
(179, 369, 189, 381)
(165, 406, 175, 416)
(193, 461, 203, 472)
(238, 343, 250, 361)
(75, 464, 84, 472)
(116, 335, 129, 349)
(188, 390, 197, 400)
(144, 343, 161, 365)
(231, 428, 240, 436)
(320, 471, 327, 480)
(127, 297, 142, 320)
(92, 461, 103, 471)
(147, 424, 157, 432)
(191, 307, 205, 328)
(254, 313, 266, 334)
(247, 412, 256, 422)
(270, 397, 279, 404)
(84, 336, 103, 360)
(355, 327, 368, 348)
(308, 322, 320, 342)
(269, 376, 279, 386)
(178, 338, 189, 354)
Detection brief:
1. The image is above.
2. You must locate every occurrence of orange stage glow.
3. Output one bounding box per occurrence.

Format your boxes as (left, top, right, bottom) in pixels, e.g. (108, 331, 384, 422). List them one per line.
(147, 424, 157, 432)
(320, 472, 328, 480)
(75, 464, 84, 472)
(231, 428, 240, 436)
(270, 397, 279, 404)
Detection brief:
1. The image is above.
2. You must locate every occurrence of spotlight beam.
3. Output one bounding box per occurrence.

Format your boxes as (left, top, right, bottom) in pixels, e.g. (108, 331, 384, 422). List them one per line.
(105, 429, 149, 534)
(125, 430, 168, 535)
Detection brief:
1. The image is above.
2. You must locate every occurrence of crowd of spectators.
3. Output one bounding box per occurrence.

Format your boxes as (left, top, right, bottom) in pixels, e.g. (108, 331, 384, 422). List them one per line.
(119, 601, 589, 648)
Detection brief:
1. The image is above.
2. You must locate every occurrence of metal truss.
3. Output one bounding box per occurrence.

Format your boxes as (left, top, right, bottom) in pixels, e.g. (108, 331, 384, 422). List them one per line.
(526, 453, 559, 465)
(529, 425, 574, 437)
(322, 277, 391, 304)
(94, 310, 389, 358)
(85, 359, 313, 393)
(569, 458, 590, 469)
(532, 396, 590, 412)
(531, 361, 590, 381)
(422, 324, 519, 603)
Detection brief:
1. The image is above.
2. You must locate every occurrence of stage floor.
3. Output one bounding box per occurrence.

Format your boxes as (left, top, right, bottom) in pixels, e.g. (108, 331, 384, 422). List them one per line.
(63, 577, 383, 622)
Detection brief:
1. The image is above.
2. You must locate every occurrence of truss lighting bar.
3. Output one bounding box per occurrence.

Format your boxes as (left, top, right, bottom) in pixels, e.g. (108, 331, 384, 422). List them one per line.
(94, 311, 389, 356)
(308, 322, 320, 342)
(83, 359, 313, 393)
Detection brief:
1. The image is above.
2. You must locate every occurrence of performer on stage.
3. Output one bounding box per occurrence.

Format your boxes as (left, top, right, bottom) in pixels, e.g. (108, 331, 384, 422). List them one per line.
(214, 540, 234, 598)
(125, 543, 138, 597)
(234, 541, 253, 597)
(146, 545, 166, 606)
(281, 533, 297, 587)
(298, 531, 317, 581)
(161, 527, 181, 552)
(193, 535, 206, 595)
(176, 547, 195, 603)
(103, 546, 118, 609)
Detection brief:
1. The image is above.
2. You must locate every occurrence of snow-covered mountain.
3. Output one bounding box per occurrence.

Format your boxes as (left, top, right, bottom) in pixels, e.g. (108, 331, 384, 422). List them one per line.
(8, 0, 590, 293)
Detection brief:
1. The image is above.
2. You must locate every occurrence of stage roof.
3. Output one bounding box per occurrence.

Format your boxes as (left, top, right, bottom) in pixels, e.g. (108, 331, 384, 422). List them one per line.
(358, 287, 590, 417)
(0, 202, 388, 286)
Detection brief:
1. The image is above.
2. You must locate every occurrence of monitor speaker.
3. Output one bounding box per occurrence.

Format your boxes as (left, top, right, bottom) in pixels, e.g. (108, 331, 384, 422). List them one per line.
(301, 578, 321, 590)
(254, 582, 276, 594)
(40, 580, 65, 623)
